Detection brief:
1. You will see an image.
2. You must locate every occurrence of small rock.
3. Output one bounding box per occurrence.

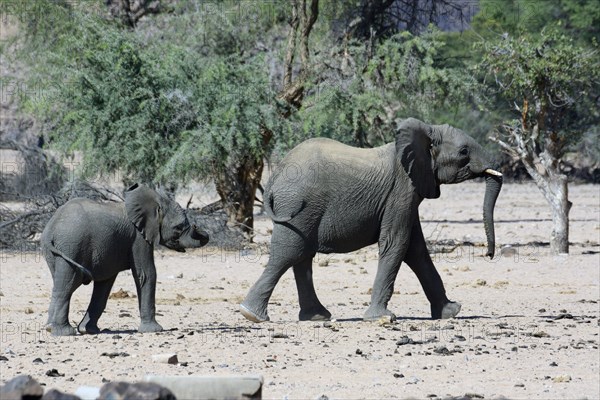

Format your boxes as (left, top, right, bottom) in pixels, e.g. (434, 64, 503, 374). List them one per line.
(98, 382, 175, 400)
(33, 358, 44, 364)
(531, 331, 549, 338)
(464, 393, 484, 399)
(46, 369, 65, 377)
(0, 355, 9, 361)
(552, 375, 572, 383)
(393, 373, 404, 378)
(24, 307, 34, 314)
(472, 279, 487, 287)
(433, 346, 450, 355)
(0, 375, 44, 400)
(318, 260, 329, 267)
(549, 361, 558, 367)
(42, 389, 82, 400)
(100, 352, 129, 359)
(109, 289, 131, 299)
(355, 349, 363, 355)
(514, 383, 525, 387)
(396, 336, 414, 346)
(152, 353, 178, 364)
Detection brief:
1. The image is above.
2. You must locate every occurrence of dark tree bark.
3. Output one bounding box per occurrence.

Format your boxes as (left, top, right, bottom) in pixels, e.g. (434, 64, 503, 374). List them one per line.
(105, 0, 160, 28)
(215, 0, 319, 239)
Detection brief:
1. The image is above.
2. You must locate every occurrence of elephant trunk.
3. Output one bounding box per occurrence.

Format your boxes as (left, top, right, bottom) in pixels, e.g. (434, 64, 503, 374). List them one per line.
(173, 225, 210, 251)
(483, 172, 502, 258)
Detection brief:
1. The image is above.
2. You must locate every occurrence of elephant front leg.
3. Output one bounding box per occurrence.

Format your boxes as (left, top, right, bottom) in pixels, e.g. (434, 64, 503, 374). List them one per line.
(131, 247, 163, 333)
(48, 258, 82, 336)
(78, 276, 117, 334)
(364, 249, 404, 321)
(404, 221, 460, 319)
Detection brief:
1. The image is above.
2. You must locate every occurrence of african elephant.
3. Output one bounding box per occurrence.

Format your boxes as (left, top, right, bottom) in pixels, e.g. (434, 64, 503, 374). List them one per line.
(240, 118, 502, 323)
(41, 183, 209, 336)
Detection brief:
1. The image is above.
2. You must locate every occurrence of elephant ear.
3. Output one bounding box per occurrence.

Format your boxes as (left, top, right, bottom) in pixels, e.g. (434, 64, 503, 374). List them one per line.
(395, 118, 440, 199)
(125, 183, 162, 246)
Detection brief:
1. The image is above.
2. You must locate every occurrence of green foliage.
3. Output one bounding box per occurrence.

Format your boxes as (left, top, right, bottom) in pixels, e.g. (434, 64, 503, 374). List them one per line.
(476, 27, 600, 150)
(20, 0, 285, 187)
(25, 11, 198, 184)
(160, 56, 287, 182)
(299, 29, 480, 148)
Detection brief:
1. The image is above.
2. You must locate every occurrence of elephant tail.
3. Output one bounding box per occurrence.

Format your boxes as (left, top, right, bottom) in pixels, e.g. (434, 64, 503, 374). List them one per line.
(45, 242, 93, 284)
(264, 192, 305, 224)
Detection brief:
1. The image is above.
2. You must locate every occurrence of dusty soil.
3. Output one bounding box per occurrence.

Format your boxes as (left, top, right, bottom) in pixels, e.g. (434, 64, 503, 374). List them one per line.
(1, 182, 599, 399)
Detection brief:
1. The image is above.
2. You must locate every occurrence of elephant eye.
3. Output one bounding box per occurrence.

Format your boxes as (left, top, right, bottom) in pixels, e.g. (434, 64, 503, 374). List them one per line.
(459, 147, 469, 157)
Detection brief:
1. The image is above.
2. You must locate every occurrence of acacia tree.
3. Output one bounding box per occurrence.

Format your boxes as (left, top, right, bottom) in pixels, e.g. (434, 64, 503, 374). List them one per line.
(478, 29, 600, 254)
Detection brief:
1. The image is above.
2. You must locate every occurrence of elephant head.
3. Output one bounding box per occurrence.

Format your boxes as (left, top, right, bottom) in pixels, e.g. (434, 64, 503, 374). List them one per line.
(125, 184, 209, 251)
(396, 118, 503, 258)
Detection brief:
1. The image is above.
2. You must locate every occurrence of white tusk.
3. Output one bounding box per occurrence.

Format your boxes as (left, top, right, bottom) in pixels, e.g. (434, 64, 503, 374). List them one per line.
(484, 169, 503, 177)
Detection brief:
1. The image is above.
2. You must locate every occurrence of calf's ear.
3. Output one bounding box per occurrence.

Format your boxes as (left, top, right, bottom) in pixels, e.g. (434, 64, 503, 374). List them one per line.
(125, 184, 161, 246)
(395, 118, 440, 199)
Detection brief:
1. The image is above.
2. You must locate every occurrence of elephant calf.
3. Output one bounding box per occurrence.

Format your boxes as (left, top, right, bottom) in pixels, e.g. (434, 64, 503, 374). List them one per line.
(240, 118, 502, 323)
(41, 183, 209, 336)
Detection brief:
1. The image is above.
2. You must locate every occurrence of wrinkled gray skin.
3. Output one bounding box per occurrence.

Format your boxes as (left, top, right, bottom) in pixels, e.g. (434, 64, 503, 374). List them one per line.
(41, 184, 209, 336)
(241, 118, 502, 323)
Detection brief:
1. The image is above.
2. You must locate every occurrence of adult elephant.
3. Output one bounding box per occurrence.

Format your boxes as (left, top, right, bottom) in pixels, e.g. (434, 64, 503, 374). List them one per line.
(41, 183, 209, 336)
(240, 118, 502, 323)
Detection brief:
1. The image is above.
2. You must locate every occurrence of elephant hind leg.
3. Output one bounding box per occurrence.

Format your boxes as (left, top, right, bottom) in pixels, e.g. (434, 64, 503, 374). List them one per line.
(48, 258, 82, 336)
(78, 276, 116, 334)
(294, 257, 331, 321)
(241, 226, 316, 323)
(240, 260, 290, 323)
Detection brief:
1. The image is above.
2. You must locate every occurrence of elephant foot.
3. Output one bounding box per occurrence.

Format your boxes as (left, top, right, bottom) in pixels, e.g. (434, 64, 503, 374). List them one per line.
(77, 313, 100, 335)
(239, 303, 270, 323)
(138, 320, 163, 333)
(431, 301, 461, 320)
(363, 305, 397, 322)
(49, 323, 77, 336)
(299, 306, 332, 321)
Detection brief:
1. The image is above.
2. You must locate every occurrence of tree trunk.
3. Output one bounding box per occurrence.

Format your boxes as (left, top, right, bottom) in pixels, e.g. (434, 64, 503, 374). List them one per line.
(213, 1, 318, 238)
(214, 157, 265, 238)
(521, 165, 571, 254)
(544, 174, 570, 254)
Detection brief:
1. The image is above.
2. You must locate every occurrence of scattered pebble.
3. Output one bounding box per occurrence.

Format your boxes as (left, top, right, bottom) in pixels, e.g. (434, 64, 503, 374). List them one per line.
(109, 289, 131, 299)
(552, 375, 572, 383)
(151, 353, 178, 364)
(45, 369, 64, 377)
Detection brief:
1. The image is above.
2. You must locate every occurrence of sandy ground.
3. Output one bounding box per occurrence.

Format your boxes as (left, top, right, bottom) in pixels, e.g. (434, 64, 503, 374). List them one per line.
(0, 182, 599, 399)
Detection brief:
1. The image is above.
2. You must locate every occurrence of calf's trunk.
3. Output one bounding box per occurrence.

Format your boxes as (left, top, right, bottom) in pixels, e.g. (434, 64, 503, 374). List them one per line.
(483, 173, 503, 258)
